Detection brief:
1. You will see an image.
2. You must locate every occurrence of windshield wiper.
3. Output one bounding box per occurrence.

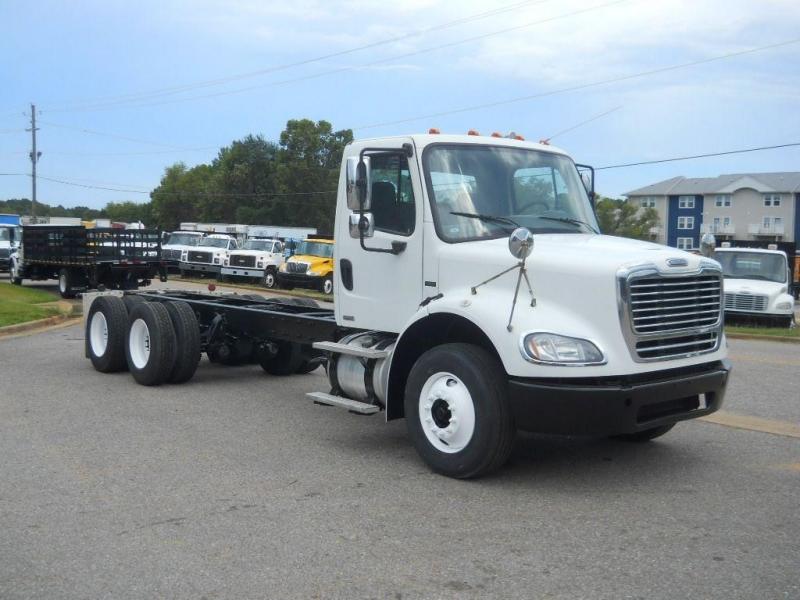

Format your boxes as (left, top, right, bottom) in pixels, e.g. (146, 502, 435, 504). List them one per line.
(450, 212, 520, 230)
(538, 215, 599, 234)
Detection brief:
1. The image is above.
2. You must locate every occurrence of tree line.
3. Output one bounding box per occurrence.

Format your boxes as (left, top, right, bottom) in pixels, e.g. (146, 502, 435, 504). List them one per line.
(1, 118, 659, 240)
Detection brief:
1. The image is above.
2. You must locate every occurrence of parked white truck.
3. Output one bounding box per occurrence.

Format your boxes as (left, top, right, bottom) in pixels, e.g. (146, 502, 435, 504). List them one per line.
(220, 238, 285, 288)
(178, 233, 238, 277)
(161, 230, 204, 270)
(715, 246, 795, 327)
(83, 132, 731, 478)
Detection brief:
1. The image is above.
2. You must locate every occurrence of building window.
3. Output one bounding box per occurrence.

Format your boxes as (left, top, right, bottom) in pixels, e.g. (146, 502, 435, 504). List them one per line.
(678, 196, 695, 209)
(723, 216, 731, 227)
(715, 194, 731, 207)
(677, 237, 693, 250)
(677, 216, 694, 229)
(640, 196, 656, 208)
(764, 194, 782, 207)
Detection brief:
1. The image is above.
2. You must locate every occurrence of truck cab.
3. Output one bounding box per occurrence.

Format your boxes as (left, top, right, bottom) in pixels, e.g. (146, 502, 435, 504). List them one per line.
(162, 231, 204, 270)
(221, 238, 285, 288)
(277, 238, 335, 294)
(0, 225, 20, 272)
(714, 246, 795, 327)
(179, 233, 237, 277)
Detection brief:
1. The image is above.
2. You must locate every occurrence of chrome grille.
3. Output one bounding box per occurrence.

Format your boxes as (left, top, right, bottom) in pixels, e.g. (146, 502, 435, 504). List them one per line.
(286, 261, 308, 274)
(620, 266, 723, 361)
(0, 248, 10, 259)
(629, 275, 722, 334)
(162, 248, 181, 261)
(724, 293, 767, 312)
(188, 250, 212, 263)
(231, 254, 256, 268)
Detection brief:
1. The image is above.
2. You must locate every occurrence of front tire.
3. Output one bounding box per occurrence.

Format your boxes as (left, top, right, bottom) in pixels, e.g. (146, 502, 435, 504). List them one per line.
(404, 343, 515, 479)
(322, 274, 333, 295)
(263, 268, 277, 289)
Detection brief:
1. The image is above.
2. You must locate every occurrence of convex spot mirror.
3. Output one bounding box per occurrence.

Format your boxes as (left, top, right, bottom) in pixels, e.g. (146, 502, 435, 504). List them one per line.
(509, 227, 534, 259)
(349, 212, 375, 239)
(346, 155, 372, 211)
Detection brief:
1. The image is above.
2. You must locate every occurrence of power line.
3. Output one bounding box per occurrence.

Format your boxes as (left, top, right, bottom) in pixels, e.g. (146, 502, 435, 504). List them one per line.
(42, 0, 626, 114)
(42, 0, 549, 113)
(541, 106, 622, 143)
(596, 141, 800, 170)
(355, 37, 800, 130)
(37, 120, 215, 150)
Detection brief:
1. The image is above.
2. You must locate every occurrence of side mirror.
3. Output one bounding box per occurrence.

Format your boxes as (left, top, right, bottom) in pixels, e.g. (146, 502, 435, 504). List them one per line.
(700, 233, 716, 258)
(576, 164, 595, 208)
(349, 212, 374, 239)
(346, 156, 371, 211)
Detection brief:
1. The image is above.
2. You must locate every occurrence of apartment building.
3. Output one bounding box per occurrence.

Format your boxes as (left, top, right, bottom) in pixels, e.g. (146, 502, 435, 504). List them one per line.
(624, 172, 800, 251)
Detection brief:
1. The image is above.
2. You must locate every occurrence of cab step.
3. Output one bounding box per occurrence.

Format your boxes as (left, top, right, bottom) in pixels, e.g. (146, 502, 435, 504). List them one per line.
(306, 392, 381, 415)
(312, 341, 390, 359)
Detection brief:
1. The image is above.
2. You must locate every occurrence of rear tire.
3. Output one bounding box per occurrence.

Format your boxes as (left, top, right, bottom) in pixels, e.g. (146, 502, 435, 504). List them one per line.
(125, 302, 177, 386)
(404, 343, 515, 479)
(58, 268, 77, 299)
(258, 340, 304, 375)
(86, 295, 128, 373)
(612, 423, 675, 442)
(164, 301, 201, 383)
(122, 294, 145, 313)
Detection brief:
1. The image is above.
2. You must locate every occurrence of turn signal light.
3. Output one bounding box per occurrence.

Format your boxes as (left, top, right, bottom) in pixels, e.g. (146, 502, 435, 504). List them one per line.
(467, 129, 480, 136)
(428, 127, 441, 134)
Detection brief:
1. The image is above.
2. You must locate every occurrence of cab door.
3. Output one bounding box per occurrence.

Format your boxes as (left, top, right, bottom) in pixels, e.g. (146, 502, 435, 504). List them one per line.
(335, 139, 424, 333)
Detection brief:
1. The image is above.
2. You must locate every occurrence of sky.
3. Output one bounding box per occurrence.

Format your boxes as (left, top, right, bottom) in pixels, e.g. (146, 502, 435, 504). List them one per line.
(1, 0, 799, 211)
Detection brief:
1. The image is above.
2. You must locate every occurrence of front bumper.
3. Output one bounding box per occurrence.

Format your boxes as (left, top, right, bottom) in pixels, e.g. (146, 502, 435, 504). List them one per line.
(221, 267, 264, 278)
(508, 359, 731, 436)
(181, 262, 221, 275)
(277, 272, 322, 288)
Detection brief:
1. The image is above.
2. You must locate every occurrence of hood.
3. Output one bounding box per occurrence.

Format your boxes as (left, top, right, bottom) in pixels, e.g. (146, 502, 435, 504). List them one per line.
(722, 277, 786, 294)
(290, 254, 333, 265)
(438, 234, 709, 284)
(230, 249, 276, 258)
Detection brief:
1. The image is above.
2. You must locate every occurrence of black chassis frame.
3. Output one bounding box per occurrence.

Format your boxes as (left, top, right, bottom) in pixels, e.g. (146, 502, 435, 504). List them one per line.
(134, 290, 350, 353)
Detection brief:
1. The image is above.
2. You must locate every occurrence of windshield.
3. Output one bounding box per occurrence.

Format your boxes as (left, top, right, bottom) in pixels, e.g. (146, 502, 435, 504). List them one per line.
(0, 228, 10, 242)
(199, 238, 231, 249)
(243, 240, 274, 251)
(166, 233, 200, 246)
(296, 241, 333, 258)
(424, 145, 598, 242)
(716, 251, 787, 283)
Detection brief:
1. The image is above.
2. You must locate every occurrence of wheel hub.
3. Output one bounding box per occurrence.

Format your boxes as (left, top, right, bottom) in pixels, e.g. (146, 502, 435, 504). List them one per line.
(419, 372, 476, 454)
(430, 398, 452, 428)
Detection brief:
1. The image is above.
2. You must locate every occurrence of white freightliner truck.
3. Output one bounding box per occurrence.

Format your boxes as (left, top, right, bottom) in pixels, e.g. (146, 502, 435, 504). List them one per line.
(82, 133, 731, 478)
(220, 238, 285, 288)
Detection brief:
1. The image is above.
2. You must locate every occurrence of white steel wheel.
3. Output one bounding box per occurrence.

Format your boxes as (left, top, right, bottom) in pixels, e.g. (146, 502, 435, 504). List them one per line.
(323, 276, 333, 295)
(264, 271, 276, 288)
(128, 318, 151, 369)
(418, 371, 476, 454)
(89, 311, 109, 357)
(58, 273, 67, 293)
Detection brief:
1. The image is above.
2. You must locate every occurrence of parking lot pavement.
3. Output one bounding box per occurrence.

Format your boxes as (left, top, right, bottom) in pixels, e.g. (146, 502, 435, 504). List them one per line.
(1, 326, 798, 599)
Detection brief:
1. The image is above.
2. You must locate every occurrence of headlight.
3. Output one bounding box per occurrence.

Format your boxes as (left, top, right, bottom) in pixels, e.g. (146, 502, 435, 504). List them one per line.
(257, 261, 264, 268)
(279, 263, 287, 272)
(181, 251, 188, 261)
(521, 332, 605, 365)
(213, 257, 220, 264)
(307, 270, 321, 276)
(223, 259, 229, 266)
(776, 301, 793, 310)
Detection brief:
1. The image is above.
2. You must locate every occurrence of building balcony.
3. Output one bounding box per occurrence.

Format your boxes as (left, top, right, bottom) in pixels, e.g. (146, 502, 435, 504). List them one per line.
(748, 223, 785, 236)
(701, 223, 735, 235)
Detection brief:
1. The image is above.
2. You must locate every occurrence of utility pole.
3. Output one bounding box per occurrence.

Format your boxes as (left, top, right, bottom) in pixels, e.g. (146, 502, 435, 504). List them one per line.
(26, 103, 41, 219)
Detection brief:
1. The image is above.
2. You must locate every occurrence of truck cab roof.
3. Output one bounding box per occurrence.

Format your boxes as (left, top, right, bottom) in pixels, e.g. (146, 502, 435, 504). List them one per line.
(348, 133, 569, 157)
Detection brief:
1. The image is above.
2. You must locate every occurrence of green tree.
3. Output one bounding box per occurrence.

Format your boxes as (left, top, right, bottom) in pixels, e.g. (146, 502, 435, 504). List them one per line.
(150, 162, 215, 230)
(595, 196, 660, 241)
(104, 200, 153, 225)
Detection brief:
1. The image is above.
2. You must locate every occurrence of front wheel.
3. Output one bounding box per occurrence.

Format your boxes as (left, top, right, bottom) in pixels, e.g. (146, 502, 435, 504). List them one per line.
(263, 268, 277, 289)
(321, 274, 333, 295)
(404, 343, 515, 479)
(10, 259, 22, 285)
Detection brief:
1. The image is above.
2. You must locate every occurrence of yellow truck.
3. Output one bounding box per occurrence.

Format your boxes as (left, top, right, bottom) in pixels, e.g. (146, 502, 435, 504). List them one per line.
(277, 238, 334, 295)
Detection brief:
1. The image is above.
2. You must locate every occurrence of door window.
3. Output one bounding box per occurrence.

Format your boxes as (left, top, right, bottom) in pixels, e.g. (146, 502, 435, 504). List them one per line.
(369, 153, 416, 236)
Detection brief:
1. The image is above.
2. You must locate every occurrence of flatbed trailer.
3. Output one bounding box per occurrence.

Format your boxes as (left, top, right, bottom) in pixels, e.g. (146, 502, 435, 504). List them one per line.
(11, 226, 167, 298)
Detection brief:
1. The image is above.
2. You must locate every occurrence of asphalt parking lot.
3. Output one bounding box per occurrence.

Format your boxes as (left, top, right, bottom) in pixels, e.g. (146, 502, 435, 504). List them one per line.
(0, 280, 798, 599)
